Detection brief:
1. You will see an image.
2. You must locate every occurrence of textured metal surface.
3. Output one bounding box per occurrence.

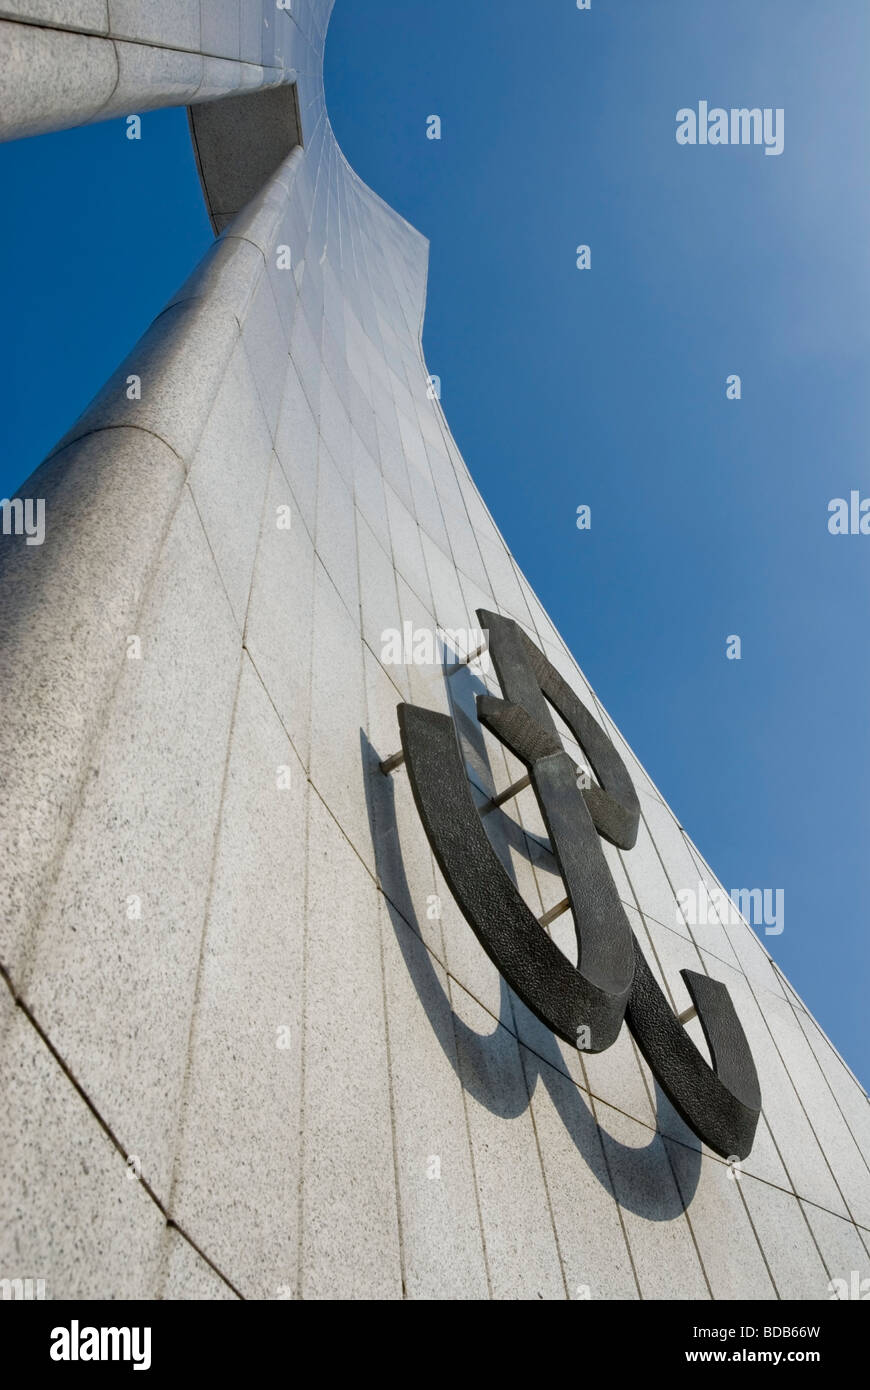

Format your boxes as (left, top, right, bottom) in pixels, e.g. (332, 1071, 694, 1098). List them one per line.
(626, 946, 762, 1159)
(398, 613, 761, 1159)
(478, 609, 640, 850)
(398, 701, 630, 1050)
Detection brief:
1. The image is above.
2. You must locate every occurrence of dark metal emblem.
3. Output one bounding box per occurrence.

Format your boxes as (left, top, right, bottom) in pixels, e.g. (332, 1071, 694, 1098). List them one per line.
(394, 609, 761, 1160)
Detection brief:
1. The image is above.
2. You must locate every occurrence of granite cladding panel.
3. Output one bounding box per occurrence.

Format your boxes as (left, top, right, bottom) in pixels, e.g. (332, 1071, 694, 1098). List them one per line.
(0, 0, 867, 1301)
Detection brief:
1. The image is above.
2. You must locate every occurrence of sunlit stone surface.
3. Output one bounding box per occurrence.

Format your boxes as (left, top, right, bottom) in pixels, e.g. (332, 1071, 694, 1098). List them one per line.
(0, 1, 867, 1300)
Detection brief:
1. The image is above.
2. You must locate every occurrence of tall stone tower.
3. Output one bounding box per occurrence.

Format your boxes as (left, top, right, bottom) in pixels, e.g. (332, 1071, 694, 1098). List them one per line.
(1, 2, 868, 1300)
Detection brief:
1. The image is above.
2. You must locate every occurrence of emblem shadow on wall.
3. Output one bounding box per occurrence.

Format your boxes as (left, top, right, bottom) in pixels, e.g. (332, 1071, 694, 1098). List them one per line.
(365, 728, 706, 1220)
(376, 609, 761, 1165)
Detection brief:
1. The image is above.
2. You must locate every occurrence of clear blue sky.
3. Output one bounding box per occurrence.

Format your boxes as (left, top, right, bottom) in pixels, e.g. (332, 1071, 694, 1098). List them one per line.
(1, 0, 867, 1087)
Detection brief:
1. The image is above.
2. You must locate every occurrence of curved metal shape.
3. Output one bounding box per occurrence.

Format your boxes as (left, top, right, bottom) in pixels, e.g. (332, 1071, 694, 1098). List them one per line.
(626, 945, 762, 1159)
(398, 702, 632, 1051)
(477, 609, 640, 850)
(397, 610, 761, 1157)
(473, 694, 635, 1048)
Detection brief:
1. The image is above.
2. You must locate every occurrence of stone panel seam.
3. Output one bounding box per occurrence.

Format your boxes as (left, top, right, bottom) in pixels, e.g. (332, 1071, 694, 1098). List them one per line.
(772, 970, 813, 1020)
(241, 324, 290, 441)
(781, 1004, 870, 1192)
(476, 788, 753, 983)
(100, 26, 293, 68)
(349, 459, 413, 704)
(425, 387, 513, 574)
(0, 19, 120, 137)
(308, 542, 360, 634)
(295, 783, 313, 1297)
(417, 438, 494, 631)
(273, 2, 309, 49)
(374, 882, 409, 1296)
(679, 827, 785, 981)
(777, 964, 868, 1090)
(159, 459, 277, 1286)
(11, 304, 249, 981)
(415, 705, 532, 1286)
(787, 1005, 870, 1192)
(359, 623, 411, 706)
(218, 232, 270, 272)
(160, 639, 246, 1286)
(45, 419, 185, 471)
(578, 1061, 702, 1299)
(246, 716, 870, 1236)
(294, 795, 311, 1301)
(795, 1200, 836, 1283)
(241, 449, 285, 643)
(272, 718, 856, 1224)
(354, 467, 408, 1294)
(254, 420, 870, 1251)
(97, 33, 122, 115)
(629, 871, 849, 1232)
(663, 1147, 715, 1299)
(183, 483, 250, 639)
(613, 889, 807, 1284)
(573, 1058, 645, 1299)
(331, 127, 428, 259)
(271, 445, 316, 549)
(8, 435, 188, 989)
(443, 974, 495, 1298)
(0, 960, 244, 1299)
(522, 1057, 574, 1299)
(738, 965, 866, 1234)
(0, 11, 108, 41)
(634, 800, 742, 973)
(240, 641, 311, 772)
(381, 381, 441, 548)
(451, 943, 864, 1226)
(11, 477, 244, 1245)
(605, 989, 717, 1297)
(735, 1180, 782, 1298)
(618, 994, 729, 1277)
(622, 874, 696, 1018)
(435, 425, 515, 623)
(0, 10, 298, 68)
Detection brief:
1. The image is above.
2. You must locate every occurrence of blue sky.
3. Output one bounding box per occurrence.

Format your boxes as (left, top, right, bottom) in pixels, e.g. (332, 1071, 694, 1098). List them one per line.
(1, 0, 867, 1086)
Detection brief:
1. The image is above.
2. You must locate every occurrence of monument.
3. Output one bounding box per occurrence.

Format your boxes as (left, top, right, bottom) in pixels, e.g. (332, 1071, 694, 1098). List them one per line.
(1, 2, 868, 1300)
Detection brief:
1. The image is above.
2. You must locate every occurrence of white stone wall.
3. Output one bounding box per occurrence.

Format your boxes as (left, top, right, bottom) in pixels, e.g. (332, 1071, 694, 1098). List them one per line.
(1, 1, 868, 1299)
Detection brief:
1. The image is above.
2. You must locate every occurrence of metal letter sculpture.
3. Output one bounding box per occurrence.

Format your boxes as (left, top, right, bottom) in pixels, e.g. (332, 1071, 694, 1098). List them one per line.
(396, 610, 761, 1160)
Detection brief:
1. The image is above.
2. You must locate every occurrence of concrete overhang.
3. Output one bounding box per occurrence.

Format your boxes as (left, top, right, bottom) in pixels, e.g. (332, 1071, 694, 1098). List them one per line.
(188, 80, 303, 235)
